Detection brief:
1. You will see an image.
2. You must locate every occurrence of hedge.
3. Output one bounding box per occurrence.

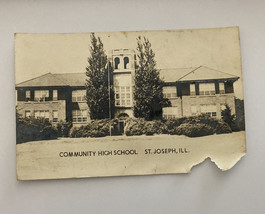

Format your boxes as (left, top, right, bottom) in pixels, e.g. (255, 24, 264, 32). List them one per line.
(124, 118, 167, 136)
(69, 119, 118, 138)
(16, 116, 58, 144)
(124, 115, 232, 137)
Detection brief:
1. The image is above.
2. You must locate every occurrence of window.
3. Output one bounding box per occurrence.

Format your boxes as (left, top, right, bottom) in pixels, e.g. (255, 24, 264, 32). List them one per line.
(34, 90, 49, 102)
(34, 110, 49, 120)
(219, 82, 225, 94)
(114, 57, 120, 69)
(114, 86, 132, 107)
(124, 57, 129, 69)
(25, 110, 31, 117)
(163, 107, 178, 119)
(163, 86, 177, 98)
(190, 84, 196, 96)
(199, 83, 215, 96)
(72, 110, 87, 123)
(26, 90, 30, 101)
(72, 90, 86, 102)
(191, 105, 197, 116)
(52, 110, 58, 122)
(201, 104, 217, 117)
(53, 90, 58, 100)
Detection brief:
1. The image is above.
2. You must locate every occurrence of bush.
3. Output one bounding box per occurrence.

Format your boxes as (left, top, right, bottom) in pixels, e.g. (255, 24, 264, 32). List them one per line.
(215, 122, 232, 134)
(124, 118, 167, 136)
(69, 119, 117, 138)
(57, 121, 72, 137)
(174, 123, 214, 137)
(16, 116, 58, 144)
(164, 117, 187, 134)
(151, 120, 168, 134)
(124, 118, 146, 136)
(68, 114, 234, 138)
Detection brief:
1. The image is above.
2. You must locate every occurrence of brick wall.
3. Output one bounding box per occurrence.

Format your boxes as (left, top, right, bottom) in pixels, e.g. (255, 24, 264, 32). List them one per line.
(17, 100, 66, 122)
(181, 94, 235, 118)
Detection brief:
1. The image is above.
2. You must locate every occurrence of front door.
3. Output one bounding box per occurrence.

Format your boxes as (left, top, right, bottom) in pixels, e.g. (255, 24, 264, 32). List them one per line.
(118, 120, 125, 135)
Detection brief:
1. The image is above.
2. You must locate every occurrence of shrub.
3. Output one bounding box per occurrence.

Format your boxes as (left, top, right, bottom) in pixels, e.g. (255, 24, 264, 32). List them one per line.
(57, 121, 72, 137)
(124, 118, 168, 136)
(69, 119, 117, 138)
(174, 123, 214, 137)
(69, 126, 85, 138)
(151, 120, 168, 134)
(124, 118, 146, 136)
(215, 122, 232, 134)
(144, 121, 166, 136)
(164, 118, 186, 134)
(16, 116, 58, 144)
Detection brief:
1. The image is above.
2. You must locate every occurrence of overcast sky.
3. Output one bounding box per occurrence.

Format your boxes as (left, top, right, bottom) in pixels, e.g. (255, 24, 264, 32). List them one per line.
(15, 27, 244, 99)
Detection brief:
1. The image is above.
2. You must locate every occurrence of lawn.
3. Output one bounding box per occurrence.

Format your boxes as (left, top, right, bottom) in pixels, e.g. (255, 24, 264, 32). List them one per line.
(16, 131, 246, 180)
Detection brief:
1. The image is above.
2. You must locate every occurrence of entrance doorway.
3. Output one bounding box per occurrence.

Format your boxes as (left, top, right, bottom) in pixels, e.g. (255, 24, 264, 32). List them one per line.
(117, 113, 129, 135)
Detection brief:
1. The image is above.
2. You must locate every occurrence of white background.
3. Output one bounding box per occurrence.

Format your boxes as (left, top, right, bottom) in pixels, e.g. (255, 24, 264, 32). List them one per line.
(0, 0, 264, 213)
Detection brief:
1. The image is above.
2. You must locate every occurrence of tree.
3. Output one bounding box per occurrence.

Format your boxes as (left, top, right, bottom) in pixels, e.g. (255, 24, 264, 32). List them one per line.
(85, 33, 114, 120)
(234, 98, 245, 131)
(133, 36, 170, 120)
(221, 104, 236, 130)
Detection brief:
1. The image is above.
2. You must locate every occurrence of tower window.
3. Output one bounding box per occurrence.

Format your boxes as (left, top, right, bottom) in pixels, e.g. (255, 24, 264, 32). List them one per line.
(124, 57, 129, 69)
(114, 57, 120, 69)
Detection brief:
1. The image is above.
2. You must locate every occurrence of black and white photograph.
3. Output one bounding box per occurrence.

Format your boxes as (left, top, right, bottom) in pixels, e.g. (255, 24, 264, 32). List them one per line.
(15, 27, 246, 180)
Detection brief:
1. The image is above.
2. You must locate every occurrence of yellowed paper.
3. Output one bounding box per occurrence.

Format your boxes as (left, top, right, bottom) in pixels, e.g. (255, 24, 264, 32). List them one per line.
(15, 27, 246, 180)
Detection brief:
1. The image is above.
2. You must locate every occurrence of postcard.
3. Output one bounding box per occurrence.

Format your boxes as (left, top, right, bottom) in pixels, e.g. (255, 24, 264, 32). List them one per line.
(15, 27, 246, 180)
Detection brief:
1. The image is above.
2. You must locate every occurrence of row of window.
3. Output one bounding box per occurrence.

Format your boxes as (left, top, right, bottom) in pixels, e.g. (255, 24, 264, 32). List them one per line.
(25, 90, 87, 102)
(25, 90, 57, 102)
(25, 104, 227, 123)
(72, 90, 86, 102)
(25, 109, 88, 123)
(72, 110, 87, 123)
(162, 104, 227, 119)
(25, 110, 58, 122)
(163, 82, 226, 98)
(24, 82, 225, 103)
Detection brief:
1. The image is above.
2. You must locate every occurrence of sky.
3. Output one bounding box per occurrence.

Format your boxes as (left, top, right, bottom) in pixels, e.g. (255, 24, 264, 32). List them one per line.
(15, 27, 244, 99)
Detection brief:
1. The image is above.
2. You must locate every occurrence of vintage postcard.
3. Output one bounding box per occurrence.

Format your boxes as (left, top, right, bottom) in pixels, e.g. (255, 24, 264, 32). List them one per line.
(15, 27, 246, 180)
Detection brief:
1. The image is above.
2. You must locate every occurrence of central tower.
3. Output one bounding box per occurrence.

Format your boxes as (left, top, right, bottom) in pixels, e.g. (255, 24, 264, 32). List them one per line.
(110, 49, 136, 118)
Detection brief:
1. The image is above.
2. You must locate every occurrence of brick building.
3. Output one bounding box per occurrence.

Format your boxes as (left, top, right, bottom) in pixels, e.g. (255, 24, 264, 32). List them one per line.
(16, 49, 239, 125)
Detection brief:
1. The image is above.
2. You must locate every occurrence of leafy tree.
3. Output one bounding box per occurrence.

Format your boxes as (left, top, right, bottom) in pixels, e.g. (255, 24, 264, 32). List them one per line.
(85, 33, 114, 120)
(133, 36, 170, 120)
(221, 104, 236, 130)
(234, 98, 245, 131)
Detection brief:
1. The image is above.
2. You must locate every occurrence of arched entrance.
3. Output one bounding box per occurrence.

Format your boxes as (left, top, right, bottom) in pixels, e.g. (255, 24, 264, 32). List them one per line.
(117, 113, 129, 135)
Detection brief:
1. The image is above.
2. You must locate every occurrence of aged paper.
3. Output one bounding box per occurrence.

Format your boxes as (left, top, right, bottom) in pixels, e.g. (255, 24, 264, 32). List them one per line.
(15, 27, 246, 180)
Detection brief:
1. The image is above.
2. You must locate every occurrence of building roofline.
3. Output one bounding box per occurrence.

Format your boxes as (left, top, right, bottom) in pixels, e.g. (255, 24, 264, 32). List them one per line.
(16, 72, 51, 87)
